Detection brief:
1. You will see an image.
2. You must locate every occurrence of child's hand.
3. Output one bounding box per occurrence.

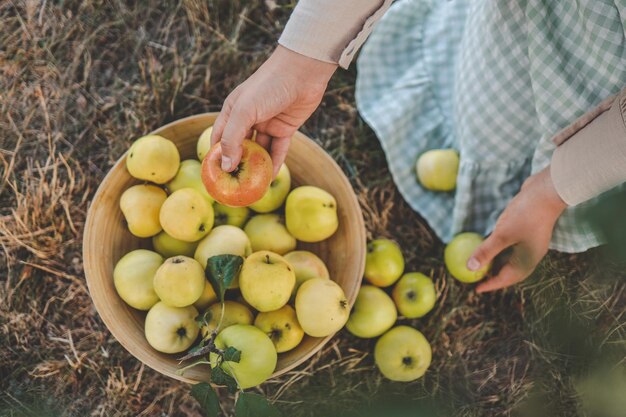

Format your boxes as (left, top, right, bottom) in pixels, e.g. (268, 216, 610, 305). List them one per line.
(211, 46, 337, 176)
(467, 167, 568, 293)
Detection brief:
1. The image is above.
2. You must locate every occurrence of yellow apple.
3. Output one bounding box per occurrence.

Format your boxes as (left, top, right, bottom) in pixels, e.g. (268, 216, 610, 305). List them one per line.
(284, 250, 330, 297)
(364, 239, 405, 287)
(239, 251, 295, 312)
(346, 285, 397, 338)
(196, 126, 213, 161)
(194, 225, 252, 288)
(159, 188, 214, 242)
(244, 214, 296, 255)
(167, 159, 214, 203)
(120, 184, 166, 238)
(374, 326, 432, 382)
(213, 203, 250, 228)
(113, 249, 163, 310)
(126, 135, 180, 184)
(153, 256, 205, 307)
(416, 149, 459, 192)
(444, 232, 490, 283)
(200, 301, 254, 337)
(254, 305, 304, 353)
(248, 164, 291, 213)
(285, 186, 338, 242)
(152, 231, 198, 258)
(392, 272, 436, 318)
(193, 283, 218, 311)
(295, 278, 349, 337)
(144, 302, 199, 354)
(209, 324, 277, 389)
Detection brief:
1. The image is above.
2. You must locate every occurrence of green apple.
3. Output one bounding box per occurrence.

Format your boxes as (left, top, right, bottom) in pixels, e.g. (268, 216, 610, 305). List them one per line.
(285, 186, 338, 242)
(200, 301, 254, 337)
(239, 251, 295, 312)
(295, 278, 349, 337)
(113, 249, 163, 310)
(364, 239, 405, 287)
(392, 272, 436, 318)
(145, 301, 199, 354)
(416, 149, 459, 192)
(254, 305, 304, 353)
(153, 256, 206, 307)
(374, 326, 432, 382)
(213, 203, 250, 228)
(167, 159, 214, 203)
(159, 188, 214, 242)
(196, 126, 213, 161)
(248, 164, 291, 213)
(193, 283, 218, 311)
(126, 135, 180, 184)
(284, 250, 330, 297)
(194, 225, 252, 288)
(244, 214, 296, 255)
(120, 184, 167, 238)
(152, 231, 198, 258)
(346, 285, 397, 338)
(444, 232, 490, 283)
(209, 324, 277, 389)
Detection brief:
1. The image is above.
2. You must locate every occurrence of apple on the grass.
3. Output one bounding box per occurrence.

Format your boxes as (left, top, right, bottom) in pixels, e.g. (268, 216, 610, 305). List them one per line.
(364, 239, 405, 287)
(254, 305, 304, 353)
(416, 149, 459, 192)
(285, 186, 338, 242)
(201, 139, 273, 207)
(248, 164, 291, 213)
(114, 249, 163, 310)
(209, 324, 277, 389)
(200, 300, 254, 337)
(152, 231, 198, 258)
(444, 232, 490, 283)
(159, 188, 214, 242)
(213, 203, 250, 228)
(194, 225, 252, 288)
(392, 272, 436, 318)
(167, 159, 214, 203)
(295, 278, 349, 337)
(374, 326, 432, 382)
(145, 302, 199, 354)
(239, 251, 295, 312)
(120, 184, 166, 238)
(126, 135, 180, 184)
(347, 285, 397, 339)
(153, 256, 206, 307)
(244, 214, 296, 255)
(284, 250, 330, 297)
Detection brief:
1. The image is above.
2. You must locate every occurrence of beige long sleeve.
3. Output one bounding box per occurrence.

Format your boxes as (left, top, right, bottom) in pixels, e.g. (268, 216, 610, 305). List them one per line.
(278, 0, 393, 69)
(551, 87, 626, 206)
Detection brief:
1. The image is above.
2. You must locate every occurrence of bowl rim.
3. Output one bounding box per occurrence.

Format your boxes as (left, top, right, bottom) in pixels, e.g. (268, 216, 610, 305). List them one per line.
(83, 112, 366, 384)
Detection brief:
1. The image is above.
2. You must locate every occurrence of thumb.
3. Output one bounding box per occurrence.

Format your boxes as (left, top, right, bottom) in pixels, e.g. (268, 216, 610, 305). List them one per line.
(219, 102, 255, 172)
(467, 231, 511, 272)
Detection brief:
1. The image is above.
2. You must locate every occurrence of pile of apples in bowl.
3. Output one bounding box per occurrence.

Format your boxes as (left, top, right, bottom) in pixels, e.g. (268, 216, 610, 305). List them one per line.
(83, 114, 366, 387)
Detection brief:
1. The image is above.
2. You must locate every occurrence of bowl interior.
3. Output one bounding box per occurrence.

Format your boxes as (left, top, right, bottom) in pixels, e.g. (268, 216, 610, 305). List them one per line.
(83, 113, 366, 383)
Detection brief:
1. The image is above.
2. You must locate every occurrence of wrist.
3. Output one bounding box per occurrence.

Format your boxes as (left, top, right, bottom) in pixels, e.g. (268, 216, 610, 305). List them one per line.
(539, 166, 568, 216)
(268, 45, 337, 86)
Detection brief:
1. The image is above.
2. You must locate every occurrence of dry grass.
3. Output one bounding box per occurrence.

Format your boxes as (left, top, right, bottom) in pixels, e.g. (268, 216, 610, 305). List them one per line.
(1, 1, 624, 416)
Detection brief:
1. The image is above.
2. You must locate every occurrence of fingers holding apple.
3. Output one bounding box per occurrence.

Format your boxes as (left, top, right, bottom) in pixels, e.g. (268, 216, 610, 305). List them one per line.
(445, 233, 491, 283)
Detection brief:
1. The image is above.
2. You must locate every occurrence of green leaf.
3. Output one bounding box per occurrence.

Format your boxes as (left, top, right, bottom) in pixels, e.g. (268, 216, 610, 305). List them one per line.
(235, 392, 282, 417)
(205, 254, 244, 302)
(190, 382, 220, 417)
(211, 366, 239, 394)
(196, 310, 214, 329)
(223, 346, 241, 363)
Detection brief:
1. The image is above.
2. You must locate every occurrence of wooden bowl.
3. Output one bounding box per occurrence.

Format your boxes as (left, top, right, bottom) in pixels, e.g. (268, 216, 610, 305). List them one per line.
(83, 113, 366, 383)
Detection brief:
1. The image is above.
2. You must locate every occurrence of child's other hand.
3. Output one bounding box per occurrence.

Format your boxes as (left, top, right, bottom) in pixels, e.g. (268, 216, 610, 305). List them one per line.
(467, 167, 568, 293)
(210, 45, 337, 176)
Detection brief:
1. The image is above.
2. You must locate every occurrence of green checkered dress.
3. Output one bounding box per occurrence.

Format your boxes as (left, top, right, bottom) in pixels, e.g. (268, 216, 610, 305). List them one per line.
(355, 0, 626, 252)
